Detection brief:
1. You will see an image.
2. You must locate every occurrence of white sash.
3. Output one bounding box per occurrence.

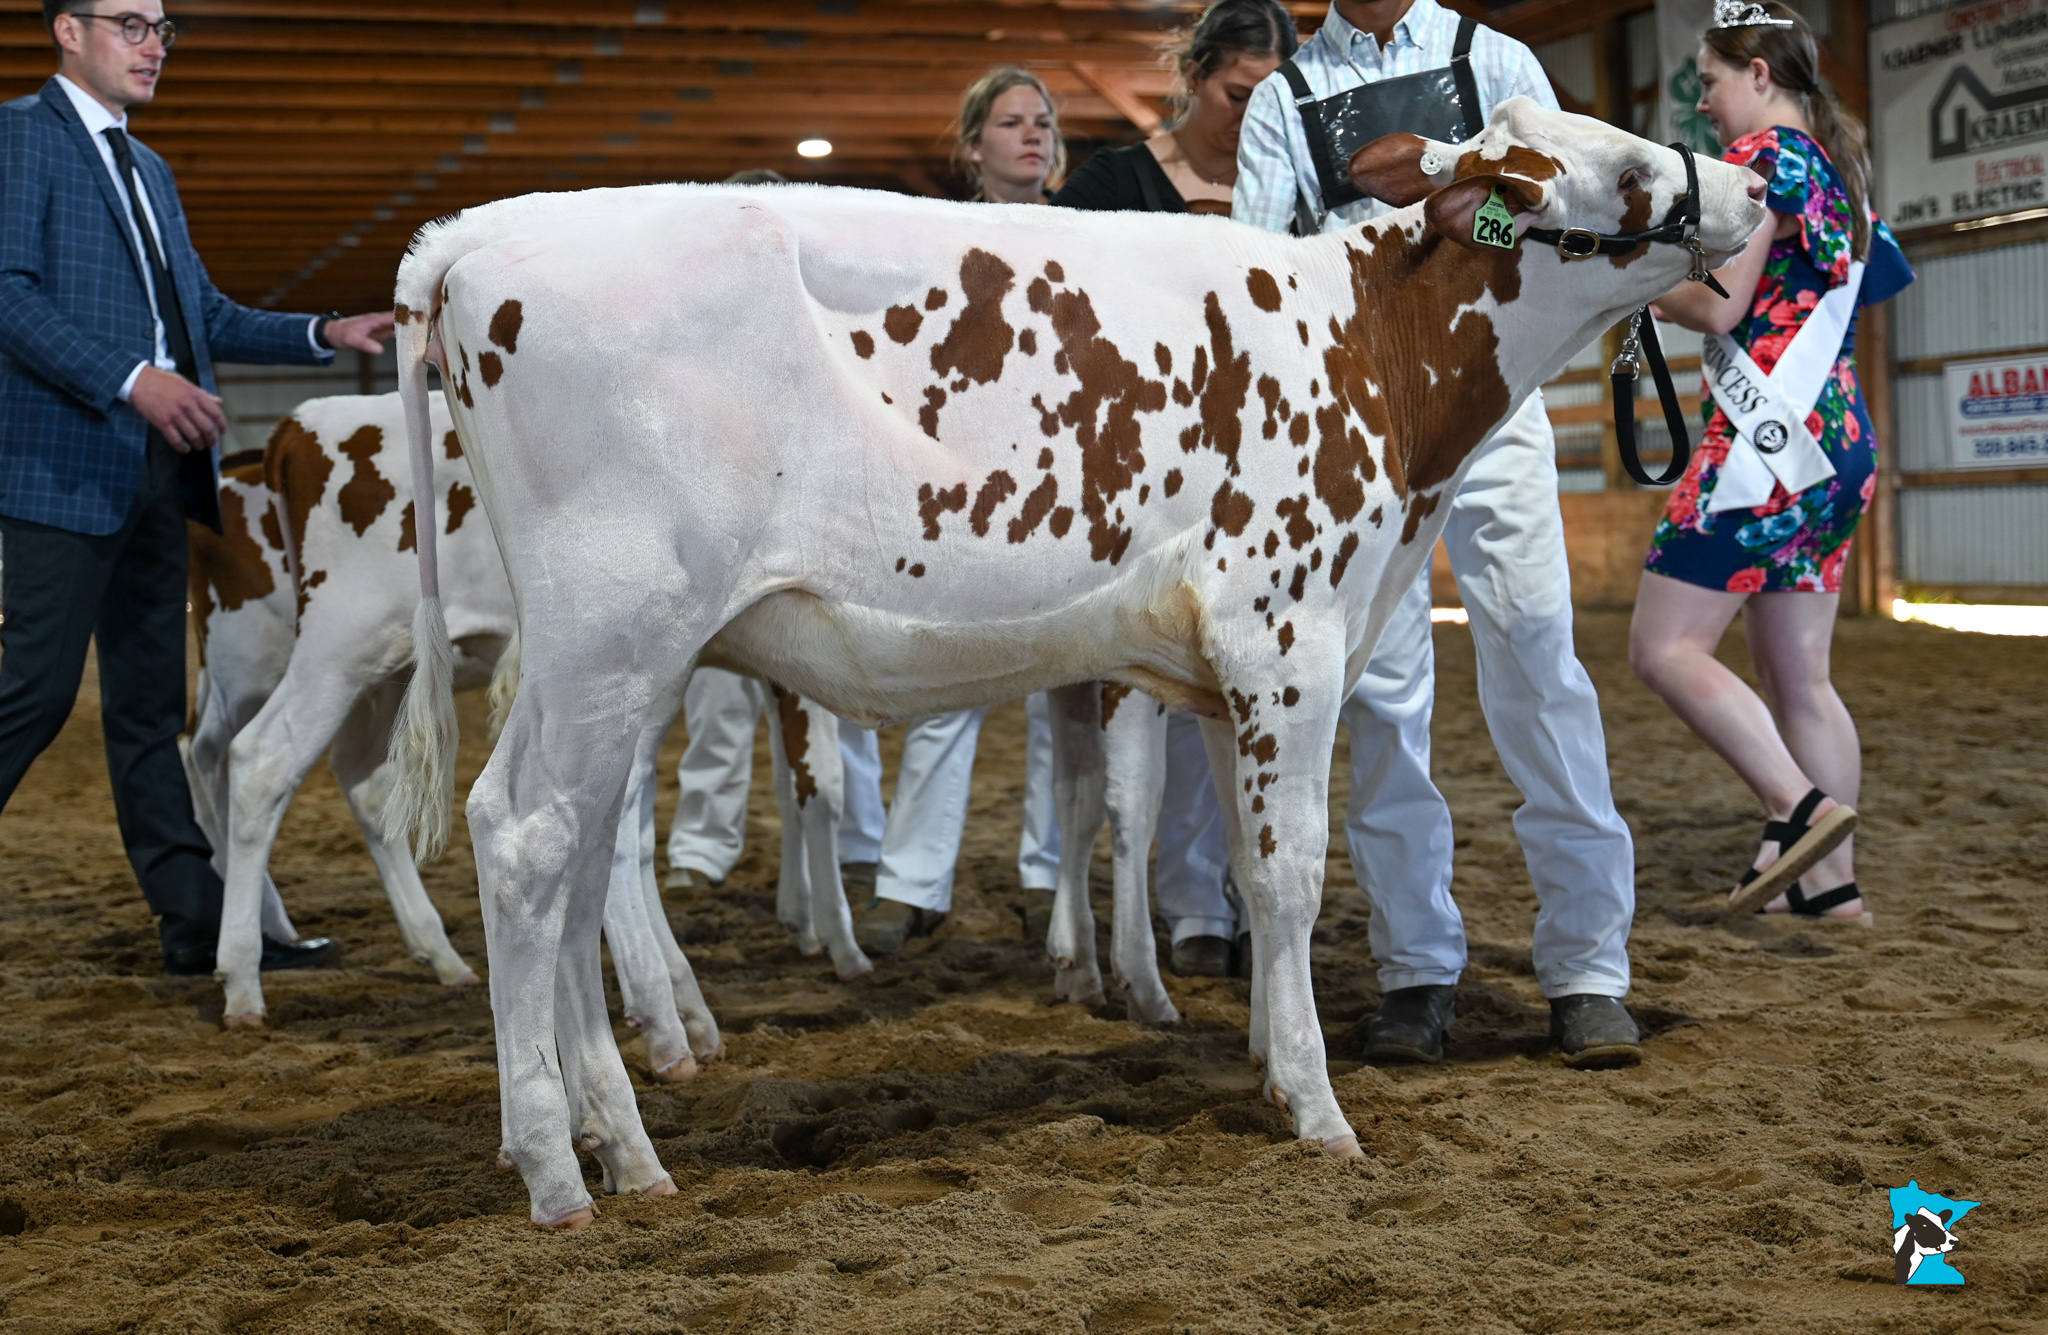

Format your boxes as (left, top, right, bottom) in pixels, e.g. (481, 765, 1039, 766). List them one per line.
(1702, 260, 1865, 513)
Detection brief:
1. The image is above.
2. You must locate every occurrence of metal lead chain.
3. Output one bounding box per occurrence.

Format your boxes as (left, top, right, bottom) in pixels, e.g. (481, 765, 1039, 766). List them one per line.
(1610, 311, 1643, 380)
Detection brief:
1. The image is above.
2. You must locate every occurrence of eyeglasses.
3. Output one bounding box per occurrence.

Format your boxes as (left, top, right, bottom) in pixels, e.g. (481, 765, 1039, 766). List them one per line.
(70, 13, 179, 49)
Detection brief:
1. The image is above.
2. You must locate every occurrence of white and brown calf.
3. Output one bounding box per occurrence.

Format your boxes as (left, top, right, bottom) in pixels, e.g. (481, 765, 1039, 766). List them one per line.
(197, 394, 721, 1084)
(386, 100, 1765, 1227)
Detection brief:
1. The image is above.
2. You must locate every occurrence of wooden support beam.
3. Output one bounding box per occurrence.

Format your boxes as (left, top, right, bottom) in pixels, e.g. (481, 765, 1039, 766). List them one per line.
(1068, 62, 1162, 134)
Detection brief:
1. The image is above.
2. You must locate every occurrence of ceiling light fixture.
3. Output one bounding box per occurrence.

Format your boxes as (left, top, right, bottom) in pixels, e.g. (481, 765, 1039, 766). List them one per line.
(797, 138, 832, 158)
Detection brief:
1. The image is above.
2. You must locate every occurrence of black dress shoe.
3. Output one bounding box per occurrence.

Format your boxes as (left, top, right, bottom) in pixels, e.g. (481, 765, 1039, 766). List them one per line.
(1549, 994, 1641, 1069)
(1365, 985, 1457, 1065)
(1169, 935, 1234, 978)
(161, 936, 342, 977)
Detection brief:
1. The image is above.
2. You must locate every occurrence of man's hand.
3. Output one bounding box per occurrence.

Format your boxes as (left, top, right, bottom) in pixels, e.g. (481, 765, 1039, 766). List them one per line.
(320, 311, 398, 355)
(129, 365, 227, 452)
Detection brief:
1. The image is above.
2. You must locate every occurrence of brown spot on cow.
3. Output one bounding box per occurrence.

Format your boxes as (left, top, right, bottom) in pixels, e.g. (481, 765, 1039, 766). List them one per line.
(1289, 414, 1311, 447)
(1258, 375, 1282, 440)
(1275, 494, 1315, 550)
(1277, 621, 1295, 655)
(445, 481, 476, 534)
(884, 304, 923, 344)
(1326, 535, 1361, 590)
(773, 686, 819, 805)
(1263, 530, 1279, 558)
(1043, 259, 1064, 283)
(1100, 680, 1132, 728)
(1154, 343, 1172, 374)
(188, 487, 276, 629)
(1310, 402, 1378, 524)
(917, 481, 967, 540)
(488, 299, 523, 354)
(1036, 447, 1054, 469)
(850, 329, 876, 359)
(1297, 319, 1309, 346)
(1008, 473, 1059, 542)
(1455, 143, 1562, 186)
(1288, 565, 1307, 601)
(1310, 548, 1323, 570)
(478, 350, 504, 388)
(1368, 505, 1383, 527)
(1210, 481, 1254, 538)
(929, 249, 1016, 387)
(925, 286, 948, 310)
(398, 500, 416, 552)
(908, 563, 926, 578)
(969, 470, 1017, 537)
(335, 426, 395, 536)
(1194, 294, 1252, 474)
(1018, 328, 1038, 356)
(1608, 184, 1655, 268)
(1282, 686, 1300, 707)
(394, 303, 416, 326)
(259, 504, 285, 554)
(1031, 276, 1169, 562)
(1163, 468, 1182, 498)
(1245, 268, 1283, 312)
(297, 568, 327, 619)
(1400, 489, 1443, 545)
(443, 428, 462, 459)
(1258, 824, 1276, 858)
(1048, 506, 1074, 538)
(264, 415, 334, 567)
(920, 386, 947, 439)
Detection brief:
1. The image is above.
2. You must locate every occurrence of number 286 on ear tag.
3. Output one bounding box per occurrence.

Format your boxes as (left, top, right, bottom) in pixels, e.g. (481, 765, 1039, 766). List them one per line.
(1473, 188, 1517, 249)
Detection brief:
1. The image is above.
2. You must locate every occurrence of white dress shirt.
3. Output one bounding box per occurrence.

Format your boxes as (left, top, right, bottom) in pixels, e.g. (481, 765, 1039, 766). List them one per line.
(1233, 0, 1559, 234)
(54, 75, 324, 401)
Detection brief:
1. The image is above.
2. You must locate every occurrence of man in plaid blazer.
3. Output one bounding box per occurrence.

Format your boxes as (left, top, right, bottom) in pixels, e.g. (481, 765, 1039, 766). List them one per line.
(0, 1, 395, 975)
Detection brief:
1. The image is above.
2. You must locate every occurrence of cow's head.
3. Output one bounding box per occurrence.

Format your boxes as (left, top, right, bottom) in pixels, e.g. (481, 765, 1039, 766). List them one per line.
(1349, 98, 1766, 380)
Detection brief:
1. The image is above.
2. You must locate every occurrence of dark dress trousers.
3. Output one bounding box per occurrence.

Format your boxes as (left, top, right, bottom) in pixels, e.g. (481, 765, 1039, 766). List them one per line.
(0, 78, 332, 948)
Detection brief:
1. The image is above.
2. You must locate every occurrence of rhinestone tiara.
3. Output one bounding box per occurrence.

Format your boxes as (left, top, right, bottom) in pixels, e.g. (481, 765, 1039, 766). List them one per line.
(1712, 0, 1796, 27)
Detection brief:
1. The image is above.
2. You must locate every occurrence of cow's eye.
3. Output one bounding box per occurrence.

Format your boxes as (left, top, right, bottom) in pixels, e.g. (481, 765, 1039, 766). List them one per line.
(1618, 166, 1649, 193)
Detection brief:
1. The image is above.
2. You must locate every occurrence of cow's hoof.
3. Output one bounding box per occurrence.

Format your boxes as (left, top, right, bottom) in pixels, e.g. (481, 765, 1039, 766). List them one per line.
(637, 1175, 678, 1199)
(1268, 1085, 1290, 1112)
(648, 1054, 697, 1083)
(222, 1010, 265, 1031)
(1137, 1000, 1181, 1026)
(538, 1205, 597, 1231)
(697, 1042, 727, 1064)
(836, 962, 875, 982)
(444, 968, 480, 988)
(495, 1149, 516, 1171)
(1322, 1133, 1365, 1160)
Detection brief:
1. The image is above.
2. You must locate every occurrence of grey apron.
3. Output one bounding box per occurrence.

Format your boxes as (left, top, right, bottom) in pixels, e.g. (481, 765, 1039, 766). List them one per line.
(1279, 15, 1483, 233)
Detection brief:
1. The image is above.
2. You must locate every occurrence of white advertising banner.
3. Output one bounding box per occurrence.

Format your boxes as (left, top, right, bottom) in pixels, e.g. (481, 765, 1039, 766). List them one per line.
(1658, 0, 1726, 157)
(1872, 0, 2048, 229)
(1945, 352, 2048, 467)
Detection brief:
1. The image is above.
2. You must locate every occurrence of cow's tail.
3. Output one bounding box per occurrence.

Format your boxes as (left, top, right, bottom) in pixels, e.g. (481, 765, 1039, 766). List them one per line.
(486, 626, 520, 741)
(384, 258, 459, 862)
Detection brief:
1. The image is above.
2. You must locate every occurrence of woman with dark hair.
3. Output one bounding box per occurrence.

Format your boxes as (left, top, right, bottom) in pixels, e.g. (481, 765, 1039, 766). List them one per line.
(1053, 0, 1297, 214)
(1631, 0, 1914, 925)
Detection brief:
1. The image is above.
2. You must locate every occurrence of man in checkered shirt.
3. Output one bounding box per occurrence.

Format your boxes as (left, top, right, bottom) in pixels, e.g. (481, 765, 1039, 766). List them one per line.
(1233, 0, 1644, 1069)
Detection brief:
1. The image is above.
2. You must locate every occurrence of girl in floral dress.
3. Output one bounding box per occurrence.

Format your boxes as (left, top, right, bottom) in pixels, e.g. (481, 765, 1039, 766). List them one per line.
(1630, 1, 1913, 922)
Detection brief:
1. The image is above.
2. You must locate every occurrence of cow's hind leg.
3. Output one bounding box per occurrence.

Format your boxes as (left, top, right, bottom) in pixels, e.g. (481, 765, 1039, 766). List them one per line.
(782, 690, 869, 980)
(1045, 682, 1107, 1007)
(1103, 690, 1176, 1024)
(472, 677, 673, 1227)
(764, 688, 822, 955)
(330, 679, 477, 986)
(603, 732, 700, 1081)
(1199, 628, 1361, 1160)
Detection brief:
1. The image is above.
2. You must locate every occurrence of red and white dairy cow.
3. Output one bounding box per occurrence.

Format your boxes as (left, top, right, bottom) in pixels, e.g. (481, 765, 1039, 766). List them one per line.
(387, 101, 1764, 1226)
(190, 394, 721, 1082)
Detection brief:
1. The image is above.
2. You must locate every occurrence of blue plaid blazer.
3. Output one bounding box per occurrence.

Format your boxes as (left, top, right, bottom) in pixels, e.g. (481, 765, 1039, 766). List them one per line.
(0, 78, 330, 535)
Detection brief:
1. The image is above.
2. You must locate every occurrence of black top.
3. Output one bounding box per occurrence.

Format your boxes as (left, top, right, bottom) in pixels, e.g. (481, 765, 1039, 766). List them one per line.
(1051, 141, 1188, 213)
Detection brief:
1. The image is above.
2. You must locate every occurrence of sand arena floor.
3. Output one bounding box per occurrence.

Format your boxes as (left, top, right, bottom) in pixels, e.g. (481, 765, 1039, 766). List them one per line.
(0, 611, 2042, 1334)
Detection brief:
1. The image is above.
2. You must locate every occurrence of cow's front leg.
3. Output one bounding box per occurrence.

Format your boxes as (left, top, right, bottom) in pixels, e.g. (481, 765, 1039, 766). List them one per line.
(1103, 690, 1176, 1024)
(1200, 634, 1361, 1160)
(1045, 682, 1107, 1007)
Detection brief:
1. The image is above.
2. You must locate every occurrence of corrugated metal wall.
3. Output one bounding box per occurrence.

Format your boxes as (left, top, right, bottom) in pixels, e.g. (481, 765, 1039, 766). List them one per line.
(1886, 236, 2048, 589)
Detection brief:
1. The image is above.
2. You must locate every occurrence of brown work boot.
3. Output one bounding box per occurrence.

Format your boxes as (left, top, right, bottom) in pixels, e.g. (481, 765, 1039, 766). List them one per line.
(855, 897, 944, 955)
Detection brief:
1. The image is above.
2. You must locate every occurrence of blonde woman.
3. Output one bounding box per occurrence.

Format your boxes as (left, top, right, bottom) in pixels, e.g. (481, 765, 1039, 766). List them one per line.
(955, 66, 1063, 202)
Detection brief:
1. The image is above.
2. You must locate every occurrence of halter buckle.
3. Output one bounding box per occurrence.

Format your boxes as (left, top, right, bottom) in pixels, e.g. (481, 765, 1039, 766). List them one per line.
(1552, 228, 1603, 260)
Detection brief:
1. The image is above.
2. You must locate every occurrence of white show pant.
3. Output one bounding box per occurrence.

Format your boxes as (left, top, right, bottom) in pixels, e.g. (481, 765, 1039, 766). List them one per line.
(1343, 393, 1635, 999)
(664, 667, 766, 882)
(1019, 693, 1235, 944)
(839, 709, 987, 913)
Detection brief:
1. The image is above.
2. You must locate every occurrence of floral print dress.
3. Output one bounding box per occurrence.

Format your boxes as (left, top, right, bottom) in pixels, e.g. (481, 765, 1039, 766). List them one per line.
(1644, 127, 1913, 594)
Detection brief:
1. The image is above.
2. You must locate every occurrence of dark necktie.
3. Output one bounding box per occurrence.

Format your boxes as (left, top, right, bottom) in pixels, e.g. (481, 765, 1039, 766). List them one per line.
(103, 126, 196, 380)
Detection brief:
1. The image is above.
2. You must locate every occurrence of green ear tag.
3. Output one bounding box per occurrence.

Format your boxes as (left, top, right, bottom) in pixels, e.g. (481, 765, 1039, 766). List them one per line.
(1473, 188, 1517, 250)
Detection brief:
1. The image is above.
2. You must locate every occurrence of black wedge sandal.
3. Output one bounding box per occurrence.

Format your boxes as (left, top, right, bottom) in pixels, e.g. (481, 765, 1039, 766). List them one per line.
(1775, 881, 1873, 926)
(1723, 788, 1859, 920)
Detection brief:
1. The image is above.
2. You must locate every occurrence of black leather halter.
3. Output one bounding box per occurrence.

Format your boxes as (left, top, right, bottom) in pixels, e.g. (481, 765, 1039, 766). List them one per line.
(1524, 142, 1730, 487)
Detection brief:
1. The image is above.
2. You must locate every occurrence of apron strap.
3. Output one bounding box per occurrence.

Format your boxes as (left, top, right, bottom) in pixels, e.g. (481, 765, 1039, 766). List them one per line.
(1451, 16, 1482, 142)
(1279, 57, 1343, 231)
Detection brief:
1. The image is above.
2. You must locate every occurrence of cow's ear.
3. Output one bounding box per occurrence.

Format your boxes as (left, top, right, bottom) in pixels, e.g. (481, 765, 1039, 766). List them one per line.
(1423, 173, 1545, 252)
(1938, 1210, 1952, 1224)
(1349, 133, 1441, 207)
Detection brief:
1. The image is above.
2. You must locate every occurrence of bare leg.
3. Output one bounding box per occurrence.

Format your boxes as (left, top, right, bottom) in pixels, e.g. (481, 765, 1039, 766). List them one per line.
(331, 680, 477, 985)
(1102, 689, 1176, 1024)
(1629, 571, 1852, 906)
(1045, 682, 1107, 1006)
(1743, 592, 1860, 908)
